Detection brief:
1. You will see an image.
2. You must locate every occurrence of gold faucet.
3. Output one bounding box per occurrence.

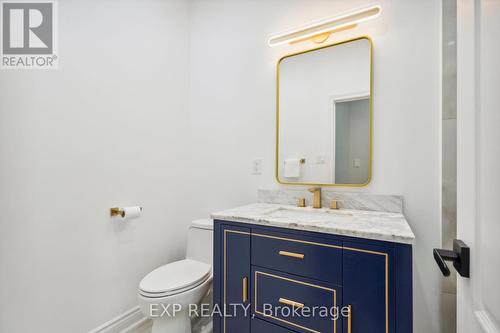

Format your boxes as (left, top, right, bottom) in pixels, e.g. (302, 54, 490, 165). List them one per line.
(308, 187, 322, 208)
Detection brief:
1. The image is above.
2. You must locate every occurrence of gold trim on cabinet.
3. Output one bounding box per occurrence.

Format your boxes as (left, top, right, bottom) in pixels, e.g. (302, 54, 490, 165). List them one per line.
(275, 36, 373, 187)
(253, 232, 343, 249)
(343, 246, 389, 333)
(278, 250, 305, 259)
(223, 230, 227, 333)
(347, 304, 352, 333)
(343, 246, 386, 256)
(225, 229, 251, 236)
(254, 270, 337, 333)
(223, 229, 389, 333)
(223, 229, 250, 333)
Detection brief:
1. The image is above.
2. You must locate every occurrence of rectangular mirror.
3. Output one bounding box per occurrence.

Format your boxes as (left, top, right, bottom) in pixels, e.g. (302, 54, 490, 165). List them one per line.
(276, 37, 372, 186)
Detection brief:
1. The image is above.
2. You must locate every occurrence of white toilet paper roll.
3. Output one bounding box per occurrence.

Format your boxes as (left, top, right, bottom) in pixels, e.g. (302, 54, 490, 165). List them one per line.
(120, 206, 142, 220)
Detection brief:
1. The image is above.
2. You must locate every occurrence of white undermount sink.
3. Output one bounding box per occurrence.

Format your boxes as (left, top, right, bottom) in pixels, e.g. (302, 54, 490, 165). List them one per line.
(263, 207, 354, 222)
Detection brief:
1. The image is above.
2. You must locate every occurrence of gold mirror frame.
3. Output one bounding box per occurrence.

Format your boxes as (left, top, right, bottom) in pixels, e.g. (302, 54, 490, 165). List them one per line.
(275, 36, 373, 187)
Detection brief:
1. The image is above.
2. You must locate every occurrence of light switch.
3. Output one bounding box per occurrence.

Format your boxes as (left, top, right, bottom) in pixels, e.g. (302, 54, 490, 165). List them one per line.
(252, 159, 262, 175)
(353, 158, 361, 168)
(316, 155, 326, 164)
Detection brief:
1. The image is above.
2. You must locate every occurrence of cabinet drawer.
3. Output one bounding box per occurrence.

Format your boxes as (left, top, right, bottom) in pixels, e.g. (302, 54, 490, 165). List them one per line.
(253, 268, 341, 333)
(251, 318, 296, 333)
(252, 231, 342, 284)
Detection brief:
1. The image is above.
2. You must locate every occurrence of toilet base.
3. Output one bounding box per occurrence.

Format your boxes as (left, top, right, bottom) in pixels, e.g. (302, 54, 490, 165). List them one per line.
(151, 309, 191, 333)
(138, 272, 213, 333)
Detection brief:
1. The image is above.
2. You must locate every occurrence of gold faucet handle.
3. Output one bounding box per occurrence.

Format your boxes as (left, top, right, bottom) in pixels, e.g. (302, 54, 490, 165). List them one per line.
(297, 198, 306, 207)
(308, 187, 321, 193)
(330, 200, 340, 210)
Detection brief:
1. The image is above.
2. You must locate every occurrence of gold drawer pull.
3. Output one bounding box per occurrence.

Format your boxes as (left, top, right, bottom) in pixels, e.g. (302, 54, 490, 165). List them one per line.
(278, 297, 305, 309)
(278, 250, 305, 259)
(348, 304, 352, 333)
(242, 277, 248, 303)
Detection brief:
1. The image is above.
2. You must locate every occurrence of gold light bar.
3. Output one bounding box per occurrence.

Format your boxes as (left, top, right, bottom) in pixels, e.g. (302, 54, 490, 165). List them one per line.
(268, 3, 381, 47)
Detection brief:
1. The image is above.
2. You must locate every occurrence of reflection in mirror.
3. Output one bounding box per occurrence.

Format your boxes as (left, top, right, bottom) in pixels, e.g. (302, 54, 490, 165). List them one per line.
(277, 37, 371, 186)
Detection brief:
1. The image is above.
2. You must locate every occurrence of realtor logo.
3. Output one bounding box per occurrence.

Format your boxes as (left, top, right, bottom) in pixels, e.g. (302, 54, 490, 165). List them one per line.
(1, 0, 57, 69)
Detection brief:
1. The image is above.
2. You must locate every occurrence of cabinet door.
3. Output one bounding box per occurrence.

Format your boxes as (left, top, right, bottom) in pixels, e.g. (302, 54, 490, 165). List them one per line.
(343, 242, 394, 333)
(222, 225, 251, 333)
(253, 267, 342, 333)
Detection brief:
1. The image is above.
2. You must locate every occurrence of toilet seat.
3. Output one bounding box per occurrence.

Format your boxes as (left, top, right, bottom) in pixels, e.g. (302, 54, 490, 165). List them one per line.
(139, 259, 211, 298)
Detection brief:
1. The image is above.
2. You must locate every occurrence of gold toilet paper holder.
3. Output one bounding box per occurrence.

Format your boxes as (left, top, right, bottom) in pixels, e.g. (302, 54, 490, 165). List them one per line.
(110, 207, 142, 218)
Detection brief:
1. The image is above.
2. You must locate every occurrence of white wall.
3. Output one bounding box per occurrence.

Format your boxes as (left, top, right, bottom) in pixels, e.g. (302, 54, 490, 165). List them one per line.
(0, 0, 191, 332)
(335, 98, 370, 184)
(188, 1, 442, 333)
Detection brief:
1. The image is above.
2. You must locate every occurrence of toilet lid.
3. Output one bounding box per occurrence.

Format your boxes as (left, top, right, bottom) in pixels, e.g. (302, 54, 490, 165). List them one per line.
(191, 219, 213, 230)
(139, 259, 211, 294)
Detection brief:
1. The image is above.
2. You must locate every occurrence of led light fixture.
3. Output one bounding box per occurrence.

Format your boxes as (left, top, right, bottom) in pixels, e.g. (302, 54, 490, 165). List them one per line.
(268, 4, 381, 47)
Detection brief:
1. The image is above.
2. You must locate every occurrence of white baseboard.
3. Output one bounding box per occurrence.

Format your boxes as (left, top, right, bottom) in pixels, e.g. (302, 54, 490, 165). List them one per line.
(89, 306, 152, 333)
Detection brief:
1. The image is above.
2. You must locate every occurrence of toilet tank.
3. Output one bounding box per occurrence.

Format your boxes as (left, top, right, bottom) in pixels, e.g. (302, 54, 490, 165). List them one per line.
(186, 219, 213, 266)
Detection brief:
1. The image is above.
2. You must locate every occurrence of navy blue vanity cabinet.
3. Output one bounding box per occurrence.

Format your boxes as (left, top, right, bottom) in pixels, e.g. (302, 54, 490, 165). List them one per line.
(213, 220, 413, 333)
(253, 267, 342, 333)
(343, 242, 394, 333)
(251, 230, 343, 285)
(213, 223, 251, 333)
(252, 318, 298, 333)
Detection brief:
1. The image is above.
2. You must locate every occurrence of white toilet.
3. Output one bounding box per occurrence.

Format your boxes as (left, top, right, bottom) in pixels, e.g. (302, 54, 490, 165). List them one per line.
(138, 219, 213, 333)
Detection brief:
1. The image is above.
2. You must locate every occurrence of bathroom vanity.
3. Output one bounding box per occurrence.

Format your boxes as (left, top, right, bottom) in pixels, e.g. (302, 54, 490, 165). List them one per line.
(212, 35, 414, 333)
(211, 197, 414, 333)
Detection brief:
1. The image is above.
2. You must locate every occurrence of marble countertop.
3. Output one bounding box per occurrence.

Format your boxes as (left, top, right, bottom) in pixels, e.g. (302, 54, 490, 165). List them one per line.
(211, 203, 415, 244)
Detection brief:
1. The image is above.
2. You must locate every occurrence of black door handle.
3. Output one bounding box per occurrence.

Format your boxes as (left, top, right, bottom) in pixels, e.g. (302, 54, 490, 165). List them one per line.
(433, 248, 456, 276)
(433, 239, 470, 278)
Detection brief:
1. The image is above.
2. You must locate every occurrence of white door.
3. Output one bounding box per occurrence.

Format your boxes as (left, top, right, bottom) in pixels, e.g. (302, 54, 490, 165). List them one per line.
(457, 0, 500, 332)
